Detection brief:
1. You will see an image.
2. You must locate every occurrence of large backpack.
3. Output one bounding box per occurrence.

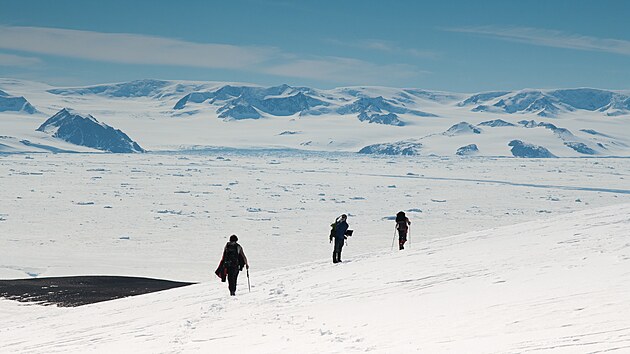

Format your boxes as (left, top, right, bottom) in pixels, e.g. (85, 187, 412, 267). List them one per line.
(329, 221, 337, 241)
(223, 242, 240, 268)
(396, 212, 408, 231)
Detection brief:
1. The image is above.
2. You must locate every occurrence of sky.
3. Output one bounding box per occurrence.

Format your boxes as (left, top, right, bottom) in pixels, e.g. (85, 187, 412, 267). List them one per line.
(0, 0, 629, 92)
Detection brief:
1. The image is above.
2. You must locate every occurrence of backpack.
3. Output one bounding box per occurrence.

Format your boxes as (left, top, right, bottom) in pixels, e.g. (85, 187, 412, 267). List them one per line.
(396, 212, 408, 231)
(330, 218, 341, 242)
(223, 242, 240, 268)
(396, 219, 408, 231)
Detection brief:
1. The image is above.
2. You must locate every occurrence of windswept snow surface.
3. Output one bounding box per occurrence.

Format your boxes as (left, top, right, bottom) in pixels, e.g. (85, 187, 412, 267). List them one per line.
(1, 153, 629, 280)
(1, 202, 629, 353)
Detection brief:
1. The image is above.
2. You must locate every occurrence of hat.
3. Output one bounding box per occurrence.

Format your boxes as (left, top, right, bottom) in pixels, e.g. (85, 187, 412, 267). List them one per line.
(229, 235, 238, 242)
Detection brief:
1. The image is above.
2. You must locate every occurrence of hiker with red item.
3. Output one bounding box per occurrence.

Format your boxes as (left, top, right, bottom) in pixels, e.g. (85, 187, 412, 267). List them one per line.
(215, 235, 249, 296)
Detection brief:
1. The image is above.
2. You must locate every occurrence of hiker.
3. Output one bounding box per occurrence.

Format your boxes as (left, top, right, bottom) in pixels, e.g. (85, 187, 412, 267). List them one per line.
(331, 214, 349, 263)
(215, 235, 249, 296)
(395, 211, 411, 250)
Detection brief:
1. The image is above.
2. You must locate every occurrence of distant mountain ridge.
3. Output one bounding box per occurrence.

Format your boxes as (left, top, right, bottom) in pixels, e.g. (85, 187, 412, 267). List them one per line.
(46, 79, 216, 99)
(1, 78, 629, 156)
(45, 80, 630, 119)
(0, 89, 37, 114)
(460, 88, 630, 117)
(37, 108, 144, 153)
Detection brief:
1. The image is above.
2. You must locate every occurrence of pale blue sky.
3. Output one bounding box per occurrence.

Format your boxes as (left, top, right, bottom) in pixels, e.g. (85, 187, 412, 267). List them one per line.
(0, 0, 629, 91)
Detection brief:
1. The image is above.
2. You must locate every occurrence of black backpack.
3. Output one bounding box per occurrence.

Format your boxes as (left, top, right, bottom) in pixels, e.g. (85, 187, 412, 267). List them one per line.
(223, 242, 240, 268)
(329, 221, 337, 241)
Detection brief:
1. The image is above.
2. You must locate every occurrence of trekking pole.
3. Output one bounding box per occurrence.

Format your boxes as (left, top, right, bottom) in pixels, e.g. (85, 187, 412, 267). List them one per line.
(247, 268, 251, 293)
(391, 225, 397, 251)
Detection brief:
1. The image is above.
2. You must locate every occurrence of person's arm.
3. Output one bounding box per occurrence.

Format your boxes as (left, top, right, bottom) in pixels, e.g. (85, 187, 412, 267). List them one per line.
(240, 247, 249, 269)
(341, 222, 349, 237)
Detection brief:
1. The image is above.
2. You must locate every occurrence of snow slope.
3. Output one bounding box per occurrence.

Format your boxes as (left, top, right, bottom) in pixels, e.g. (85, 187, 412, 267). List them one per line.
(1, 203, 629, 353)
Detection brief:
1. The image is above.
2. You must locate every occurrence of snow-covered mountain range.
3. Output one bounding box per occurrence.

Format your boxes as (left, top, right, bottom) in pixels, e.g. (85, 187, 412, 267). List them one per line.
(1, 78, 629, 156)
(463, 88, 630, 117)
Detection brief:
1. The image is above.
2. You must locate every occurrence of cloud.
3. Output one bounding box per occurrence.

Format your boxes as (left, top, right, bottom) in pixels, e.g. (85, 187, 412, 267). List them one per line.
(361, 40, 438, 59)
(0, 26, 278, 69)
(445, 26, 630, 56)
(327, 38, 439, 59)
(0, 25, 428, 85)
(362, 40, 395, 52)
(263, 57, 428, 85)
(0, 52, 43, 67)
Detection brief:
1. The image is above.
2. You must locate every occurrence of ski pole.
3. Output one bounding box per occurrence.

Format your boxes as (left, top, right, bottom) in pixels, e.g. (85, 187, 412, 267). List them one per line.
(391, 225, 397, 251)
(408, 224, 411, 248)
(247, 268, 251, 293)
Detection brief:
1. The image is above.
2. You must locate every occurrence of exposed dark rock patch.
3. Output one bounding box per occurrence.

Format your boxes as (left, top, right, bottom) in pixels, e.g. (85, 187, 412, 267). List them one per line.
(358, 140, 423, 155)
(358, 112, 405, 126)
(457, 91, 510, 106)
(0, 276, 194, 307)
(508, 140, 556, 158)
(477, 119, 516, 127)
(444, 122, 481, 136)
(0, 89, 37, 113)
(564, 142, 598, 155)
(37, 108, 144, 153)
(456, 144, 479, 156)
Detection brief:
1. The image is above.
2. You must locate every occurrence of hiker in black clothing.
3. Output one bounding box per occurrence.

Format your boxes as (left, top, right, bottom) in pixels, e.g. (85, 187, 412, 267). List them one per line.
(396, 211, 411, 250)
(215, 235, 249, 296)
(331, 214, 349, 263)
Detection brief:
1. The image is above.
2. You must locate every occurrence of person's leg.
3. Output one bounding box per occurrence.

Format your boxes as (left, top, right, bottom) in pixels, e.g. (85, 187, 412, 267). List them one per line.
(333, 238, 343, 263)
(336, 239, 344, 262)
(227, 268, 239, 295)
(399, 230, 407, 249)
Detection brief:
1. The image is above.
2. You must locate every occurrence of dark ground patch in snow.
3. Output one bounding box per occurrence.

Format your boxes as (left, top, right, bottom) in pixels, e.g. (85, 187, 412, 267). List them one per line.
(456, 144, 479, 156)
(0, 276, 194, 307)
(564, 142, 598, 155)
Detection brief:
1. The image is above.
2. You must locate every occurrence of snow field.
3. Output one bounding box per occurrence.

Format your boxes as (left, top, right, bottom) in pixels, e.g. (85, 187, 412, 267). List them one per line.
(1, 203, 629, 353)
(0, 152, 628, 281)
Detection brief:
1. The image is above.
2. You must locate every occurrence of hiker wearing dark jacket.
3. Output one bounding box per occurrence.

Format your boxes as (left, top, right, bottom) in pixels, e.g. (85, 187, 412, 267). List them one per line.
(332, 214, 349, 263)
(216, 235, 249, 296)
(396, 211, 411, 250)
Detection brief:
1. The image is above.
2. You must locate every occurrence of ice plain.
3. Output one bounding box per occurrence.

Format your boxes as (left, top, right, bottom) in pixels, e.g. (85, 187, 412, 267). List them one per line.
(1, 152, 629, 279)
(0, 152, 629, 352)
